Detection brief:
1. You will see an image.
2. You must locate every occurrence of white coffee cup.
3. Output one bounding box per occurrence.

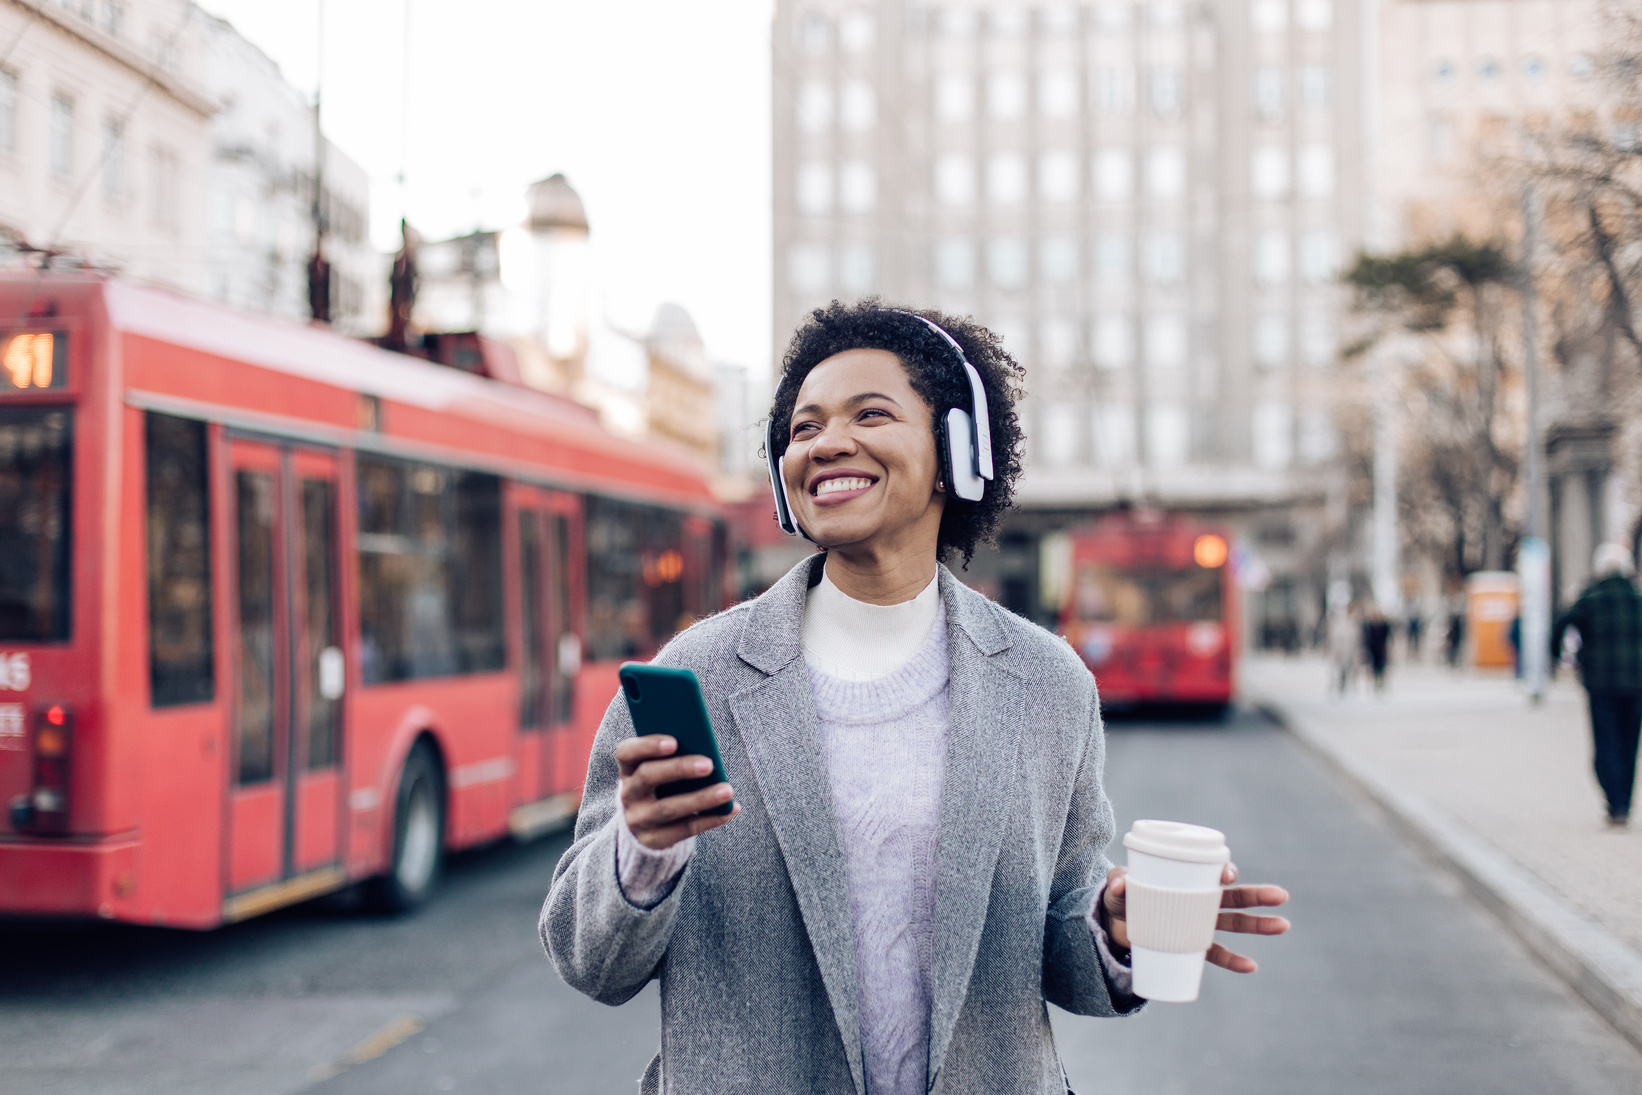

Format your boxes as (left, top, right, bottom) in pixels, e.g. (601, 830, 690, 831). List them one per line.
(1121, 819, 1230, 1002)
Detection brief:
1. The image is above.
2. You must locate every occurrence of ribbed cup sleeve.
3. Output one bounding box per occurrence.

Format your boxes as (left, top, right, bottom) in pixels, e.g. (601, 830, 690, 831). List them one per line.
(1126, 880, 1222, 953)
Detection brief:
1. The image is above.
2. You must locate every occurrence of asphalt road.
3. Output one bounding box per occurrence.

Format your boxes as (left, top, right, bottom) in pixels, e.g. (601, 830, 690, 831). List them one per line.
(5, 709, 1642, 1095)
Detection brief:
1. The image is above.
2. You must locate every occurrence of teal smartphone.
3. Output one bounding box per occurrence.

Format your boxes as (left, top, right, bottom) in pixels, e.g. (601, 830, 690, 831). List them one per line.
(618, 663, 734, 817)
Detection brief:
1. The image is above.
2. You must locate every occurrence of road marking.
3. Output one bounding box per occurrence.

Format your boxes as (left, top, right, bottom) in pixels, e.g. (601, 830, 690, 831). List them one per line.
(308, 1013, 427, 1083)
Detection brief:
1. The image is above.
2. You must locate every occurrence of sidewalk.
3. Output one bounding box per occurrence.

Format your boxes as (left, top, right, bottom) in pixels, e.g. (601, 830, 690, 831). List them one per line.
(1243, 654, 1642, 1049)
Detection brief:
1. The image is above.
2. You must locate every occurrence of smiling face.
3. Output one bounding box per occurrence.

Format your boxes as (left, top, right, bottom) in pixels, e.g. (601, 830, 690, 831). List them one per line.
(781, 348, 945, 556)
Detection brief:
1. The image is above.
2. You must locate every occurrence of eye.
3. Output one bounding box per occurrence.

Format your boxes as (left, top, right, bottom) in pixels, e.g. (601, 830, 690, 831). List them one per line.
(858, 407, 891, 422)
(790, 420, 819, 440)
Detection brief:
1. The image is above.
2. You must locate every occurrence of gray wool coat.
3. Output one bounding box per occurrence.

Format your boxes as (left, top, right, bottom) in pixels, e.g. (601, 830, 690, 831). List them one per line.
(541, 554, 1139, 1095)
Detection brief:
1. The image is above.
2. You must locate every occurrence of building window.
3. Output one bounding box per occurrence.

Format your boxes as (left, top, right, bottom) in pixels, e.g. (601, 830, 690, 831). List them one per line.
(839, 10, 875, 52)
(1297, 144, 1333, 197)
(839, 160, 876, 212)
(988, 72, 1027, 120)
(1040, 234, 1079, 284)
(1144, 314, 1188, 368)
(1298, 229, 1340, 284)
(1040, 404, 1080, 468)
(789, 242, 830, 293)
(1300, 311, 1335, 365)
(101, 119, 123, 200)
(1479, 57, 1502, 81)
(1297, 0, 1331, 29)
(1095, 404, 1137, 469)
(839, 242, 875, 294)
(1148, 67, 1183, 118)
(102, 2, 124, 37)
(935, 74, 974, 122)
(935, 154, 975, 207)
(1298, 409, 1336, 463)
(987, 153, 1027, 206)
(1039, 4, 1079, 35)
(1253, 231, 1289, 285)
(1251, 146, 1289, 199)
(1093, 233, 1130, 283)
(1145, 146, 1185, 199)
(1092, 314, 1133, 369)
(1093, 148, 1134, 200)
(1092, 66, 1135, 114)
(50, 94, 74, 177)
(1432, 58, 1457, 85)
(798, 13, 830, 53)
(797, 161, 832, 215)
(1254, 67, 1284, 120)
(1094, 2, 1132, 31)
(936, 7, 977, 38)
(988, 236, 1029, 290)
(1254, 313, 1289, 369)
(989, 6, 1029, 36)
(1041, 317, 1079, 370)
(1142, 231, 1185, 286)
(1038, 149, 1079, 203)
(1524, 55, 1548, 81)
(1253, 402, 1293, 469)
(0, 69, 15, 154)
(934, 236, 975, 289)
(1429, 116, 1455, 163)
(1298, 65, 1330, 110)
(151, 144, 179, 229)
(1146, 403, 1190, 469)
(1571, 53, 1595, 80)
(797, 79, 832, 133)
(1251, 0, 1288, 33)
(1148, 1, 1184, 28)
(1039, 70, 1078, 118)
(840, 79, 876, 131)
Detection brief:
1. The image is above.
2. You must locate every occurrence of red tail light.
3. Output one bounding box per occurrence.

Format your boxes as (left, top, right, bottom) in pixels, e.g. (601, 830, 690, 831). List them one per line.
(8, 704, 73, 834)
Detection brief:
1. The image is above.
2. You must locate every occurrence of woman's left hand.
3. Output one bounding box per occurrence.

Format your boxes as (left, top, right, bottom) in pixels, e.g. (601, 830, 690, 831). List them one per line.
(1101, 863, 1290, 973)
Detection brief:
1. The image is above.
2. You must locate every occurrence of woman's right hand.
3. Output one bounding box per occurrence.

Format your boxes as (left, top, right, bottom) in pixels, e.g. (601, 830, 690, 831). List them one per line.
(615, 735, 739, 850)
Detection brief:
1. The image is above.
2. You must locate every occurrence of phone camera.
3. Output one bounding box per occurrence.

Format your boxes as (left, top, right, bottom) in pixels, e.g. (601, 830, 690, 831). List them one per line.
(621, 676, 642, 703)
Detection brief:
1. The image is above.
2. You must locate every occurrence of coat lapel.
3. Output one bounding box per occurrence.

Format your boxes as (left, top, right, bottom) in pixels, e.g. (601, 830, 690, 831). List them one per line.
(730, 555, 867, 1095)
(927, 568, 1022, 1083)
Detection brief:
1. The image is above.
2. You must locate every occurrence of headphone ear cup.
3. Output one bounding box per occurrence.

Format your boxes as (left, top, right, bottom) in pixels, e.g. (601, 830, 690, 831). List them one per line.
(943, 408, 986, 501)
(766, 418, 798, 535)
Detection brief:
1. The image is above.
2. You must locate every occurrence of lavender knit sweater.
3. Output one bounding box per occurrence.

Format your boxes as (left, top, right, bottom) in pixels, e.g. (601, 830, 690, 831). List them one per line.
(615, 572, 1132, 1094)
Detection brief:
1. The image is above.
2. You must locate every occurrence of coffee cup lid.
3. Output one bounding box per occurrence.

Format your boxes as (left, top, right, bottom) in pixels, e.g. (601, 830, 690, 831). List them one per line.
(1122, 819, 1230, 863)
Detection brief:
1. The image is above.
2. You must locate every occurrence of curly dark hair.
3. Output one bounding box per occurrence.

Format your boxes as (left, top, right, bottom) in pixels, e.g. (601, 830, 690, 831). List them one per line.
(768, 299, 1027, 566)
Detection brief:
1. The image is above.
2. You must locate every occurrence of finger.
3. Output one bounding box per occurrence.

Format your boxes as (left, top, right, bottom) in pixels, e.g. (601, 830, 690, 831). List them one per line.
(1103, 870, 1127, 918)
(629, 783, 735, 830)
(616, 735, 676, 775)
(1218, 884, 1290, 910)
(1205, 942, 1258, 974)
(628, 754, 717, 794)
(1215, 911, 1291, 936)
(1221, 862, 1238, 885)
(635, 802, 739, 850)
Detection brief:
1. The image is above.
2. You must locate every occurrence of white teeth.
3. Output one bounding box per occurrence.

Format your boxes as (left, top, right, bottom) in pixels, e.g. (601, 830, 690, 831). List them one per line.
(815, 477, 872, 496)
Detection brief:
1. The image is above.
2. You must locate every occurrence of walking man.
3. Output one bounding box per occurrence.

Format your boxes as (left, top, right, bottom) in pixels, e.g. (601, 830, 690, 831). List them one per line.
(1554, 543, 1642, 827)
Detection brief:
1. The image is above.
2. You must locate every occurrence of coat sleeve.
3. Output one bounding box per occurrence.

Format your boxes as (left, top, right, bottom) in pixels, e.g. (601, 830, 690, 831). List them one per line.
(1041, 678, 1145, 1017)
(540, 690, 690, 1006)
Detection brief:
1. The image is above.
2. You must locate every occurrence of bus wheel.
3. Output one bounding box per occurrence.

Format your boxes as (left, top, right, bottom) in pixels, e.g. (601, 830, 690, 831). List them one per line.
(370, 743, 445, 913)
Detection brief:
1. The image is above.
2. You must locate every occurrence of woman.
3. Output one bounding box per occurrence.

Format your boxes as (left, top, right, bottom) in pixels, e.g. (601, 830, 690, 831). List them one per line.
(542, 302, 1289, 1094)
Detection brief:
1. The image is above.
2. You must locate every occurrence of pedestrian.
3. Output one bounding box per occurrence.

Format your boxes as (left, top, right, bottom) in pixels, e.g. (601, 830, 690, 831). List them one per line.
(1406, 610, 1424, 660)
(541, 303, 1291, 1094)
(1362, 605, 1391, 692)
(1444, 600, 1466, 668)
(1327, 588, 1358, 695)
(1552, 542, 1642, 827)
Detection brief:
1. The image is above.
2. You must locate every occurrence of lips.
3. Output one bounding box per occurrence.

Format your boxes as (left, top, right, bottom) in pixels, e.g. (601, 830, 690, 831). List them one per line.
(815, 476, 873, 496)
(807, 469, 879, 503)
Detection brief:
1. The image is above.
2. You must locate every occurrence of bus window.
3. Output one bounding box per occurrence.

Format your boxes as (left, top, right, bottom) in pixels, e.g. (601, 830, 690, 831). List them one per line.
(584, 496, 684, 662)
(300, 479, 338, 768)
(146, 413, 213, 704)
(1075, 563, 1223, 626)
(0, 407, 72, 642)
(235, 471, 277, 784)
(356, 456, 505, 682)
(518, 510, 545, 729)
(548, 513, 576, 724)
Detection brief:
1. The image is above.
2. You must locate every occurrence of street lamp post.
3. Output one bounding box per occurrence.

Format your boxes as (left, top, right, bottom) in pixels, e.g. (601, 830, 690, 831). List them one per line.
(1519, 185, 1550, 703)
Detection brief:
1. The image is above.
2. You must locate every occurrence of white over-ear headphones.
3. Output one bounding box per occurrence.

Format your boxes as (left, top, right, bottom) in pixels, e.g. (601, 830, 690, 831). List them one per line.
(765, 310, 995, 537)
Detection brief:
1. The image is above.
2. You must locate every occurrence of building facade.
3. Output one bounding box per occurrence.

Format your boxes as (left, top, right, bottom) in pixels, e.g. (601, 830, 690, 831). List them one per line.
(0, 0, 213, 292)
(772, 0, 1363, 627)
(197, 9, 376, 335)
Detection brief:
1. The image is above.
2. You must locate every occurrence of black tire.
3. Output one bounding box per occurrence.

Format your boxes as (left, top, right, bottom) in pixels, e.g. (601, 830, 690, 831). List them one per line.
(368, 743, 445, 913)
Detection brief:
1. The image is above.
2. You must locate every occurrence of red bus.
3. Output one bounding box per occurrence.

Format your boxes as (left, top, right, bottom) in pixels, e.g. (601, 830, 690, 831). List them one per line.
(0, 272, 727, 927)
(1057, 511, 1237, 713)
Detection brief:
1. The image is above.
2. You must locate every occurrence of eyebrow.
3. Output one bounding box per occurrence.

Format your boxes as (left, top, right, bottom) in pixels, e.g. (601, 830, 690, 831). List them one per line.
(792, 392, 904, 417)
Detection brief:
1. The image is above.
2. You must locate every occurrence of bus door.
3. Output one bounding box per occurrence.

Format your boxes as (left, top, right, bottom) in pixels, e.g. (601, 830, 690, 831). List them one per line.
(513, 489, 582, 802)
(225, 439, 345, 895)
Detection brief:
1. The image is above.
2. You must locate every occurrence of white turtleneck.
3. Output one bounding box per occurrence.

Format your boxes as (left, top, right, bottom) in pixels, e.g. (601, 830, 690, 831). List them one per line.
(800, 567, 941, 681)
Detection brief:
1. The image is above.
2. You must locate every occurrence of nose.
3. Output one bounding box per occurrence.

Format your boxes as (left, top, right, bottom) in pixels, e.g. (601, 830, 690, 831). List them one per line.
(808, 417, 857, 462)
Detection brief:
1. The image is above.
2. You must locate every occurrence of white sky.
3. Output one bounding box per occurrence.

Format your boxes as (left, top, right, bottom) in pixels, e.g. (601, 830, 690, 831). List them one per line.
(196, 0, 774, 374)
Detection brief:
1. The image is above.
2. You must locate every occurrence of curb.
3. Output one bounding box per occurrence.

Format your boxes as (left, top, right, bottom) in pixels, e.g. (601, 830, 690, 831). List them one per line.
(1253, 696, 1642, 1055)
